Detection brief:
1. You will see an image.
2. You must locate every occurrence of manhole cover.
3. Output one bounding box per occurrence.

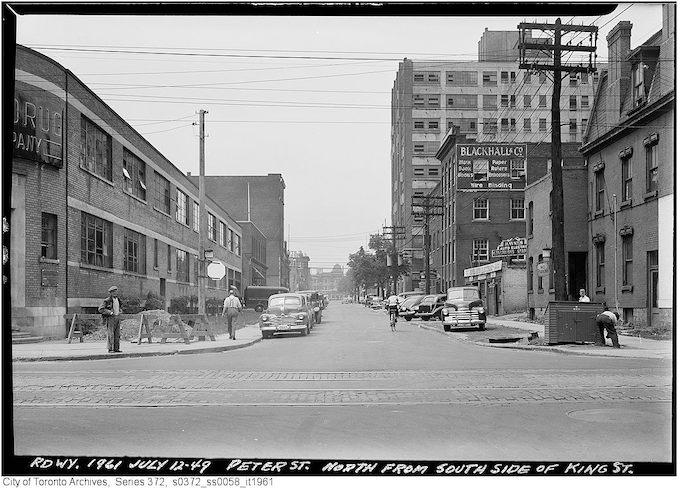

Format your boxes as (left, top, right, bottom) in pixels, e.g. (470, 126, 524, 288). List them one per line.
(567, 408, 664, 423)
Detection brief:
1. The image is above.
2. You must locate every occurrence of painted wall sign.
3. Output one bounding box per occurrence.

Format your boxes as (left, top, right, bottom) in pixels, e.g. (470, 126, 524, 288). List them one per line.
(456, 143, 527, 190)
(464, 260, 503, 278)
(492, 237, 528, 257)
(13, 81, 64, 168)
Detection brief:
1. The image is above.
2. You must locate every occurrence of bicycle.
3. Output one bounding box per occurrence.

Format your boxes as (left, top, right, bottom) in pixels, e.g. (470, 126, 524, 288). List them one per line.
(388, 306, 398, 331)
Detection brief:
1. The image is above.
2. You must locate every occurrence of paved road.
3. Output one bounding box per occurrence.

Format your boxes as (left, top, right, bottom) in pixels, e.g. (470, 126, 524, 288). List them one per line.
(11, 303, 672, 461)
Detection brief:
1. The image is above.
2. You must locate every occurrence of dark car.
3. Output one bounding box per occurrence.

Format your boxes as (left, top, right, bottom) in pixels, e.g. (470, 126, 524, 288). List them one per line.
(441, 286, 487, 330)
(298, 290, 324, 324)
(259, 293, 314, 339)
(398, 294, 426, 321)
(244, 285, 289, 312)
(414, 294, 447, 321)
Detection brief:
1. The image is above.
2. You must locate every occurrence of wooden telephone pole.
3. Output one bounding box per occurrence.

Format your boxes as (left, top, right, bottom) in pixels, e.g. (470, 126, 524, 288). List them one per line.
(412, 195, 443, 294)
(518, 19, 597, 301)
(383, 224, 405, 294)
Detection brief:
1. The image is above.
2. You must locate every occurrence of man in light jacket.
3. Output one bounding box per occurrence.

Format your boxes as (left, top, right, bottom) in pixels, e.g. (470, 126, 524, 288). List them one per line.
(222, 289, 243, 340)
(99, 285, 122, 353)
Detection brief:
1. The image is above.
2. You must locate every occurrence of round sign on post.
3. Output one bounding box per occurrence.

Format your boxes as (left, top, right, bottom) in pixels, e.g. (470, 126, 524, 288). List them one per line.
(207, 260, 226, 280)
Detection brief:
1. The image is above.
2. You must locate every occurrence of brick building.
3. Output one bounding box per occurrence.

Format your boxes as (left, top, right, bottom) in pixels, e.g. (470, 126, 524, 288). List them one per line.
(310, 264, 345, 299)
(190, 174, 290, 289)
(579, 8, 674, 328)
(289, 251, 310, 292)
(237, 220, 268, 287)
(11, 45, 243, 338)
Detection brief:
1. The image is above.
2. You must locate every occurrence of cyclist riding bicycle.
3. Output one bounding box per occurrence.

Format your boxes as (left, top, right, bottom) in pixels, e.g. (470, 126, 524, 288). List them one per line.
(386, 294, 401, 330)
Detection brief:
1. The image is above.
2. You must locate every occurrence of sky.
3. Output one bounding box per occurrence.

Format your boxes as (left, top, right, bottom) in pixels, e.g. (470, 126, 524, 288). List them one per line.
(12, 1, 665, 273)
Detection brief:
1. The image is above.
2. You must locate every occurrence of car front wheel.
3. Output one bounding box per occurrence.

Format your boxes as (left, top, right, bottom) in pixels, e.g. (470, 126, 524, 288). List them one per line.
(405, 317, 412, 322)
(255, 305, 264, 313)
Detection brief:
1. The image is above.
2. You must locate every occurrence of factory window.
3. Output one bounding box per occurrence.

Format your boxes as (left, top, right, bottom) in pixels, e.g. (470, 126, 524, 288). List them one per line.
(80, 116, 112, 181)
(473, 198, 488, 220)
(122, 149, 147, 200)
(176, 189, 188, 225)
(154, 172, 171, 214)
(41, 213, 57, 260)
(482, 71, 497, 86)
(80, 212, 112, 268)
(176, 249, 189, 283)
(124, 228, 146, 274)
(483, 95, 497, 109)
(208, 213, 217, 242)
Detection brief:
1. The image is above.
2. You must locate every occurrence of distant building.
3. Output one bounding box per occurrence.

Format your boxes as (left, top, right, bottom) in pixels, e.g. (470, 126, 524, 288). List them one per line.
(237, 221, 268, 287)
(579, 7, 674, 328)
(191, 174, 290, 288)
(289, 251, 310, 292)
(310, 265, 345, 299)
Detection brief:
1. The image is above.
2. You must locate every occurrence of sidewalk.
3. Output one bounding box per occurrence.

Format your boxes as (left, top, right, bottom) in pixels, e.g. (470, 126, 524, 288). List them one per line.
(11, 324, 263, 362)
(419, 316, 673, 360)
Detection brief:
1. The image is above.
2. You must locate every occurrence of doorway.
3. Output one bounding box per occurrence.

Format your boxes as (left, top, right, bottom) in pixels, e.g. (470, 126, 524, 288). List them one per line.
(568, 252, 588, 301)
(647, 251, 658, 327)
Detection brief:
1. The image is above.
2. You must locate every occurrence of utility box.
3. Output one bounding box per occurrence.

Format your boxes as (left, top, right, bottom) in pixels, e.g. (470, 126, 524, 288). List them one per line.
(544, 302, 605, 345)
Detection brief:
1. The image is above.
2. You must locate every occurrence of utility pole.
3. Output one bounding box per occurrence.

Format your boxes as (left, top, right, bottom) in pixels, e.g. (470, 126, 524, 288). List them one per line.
(383, 224, 405, 294)
(197, 109, 208, 315)
(518, 19, 597, 301)
(412, 195, 443, 294)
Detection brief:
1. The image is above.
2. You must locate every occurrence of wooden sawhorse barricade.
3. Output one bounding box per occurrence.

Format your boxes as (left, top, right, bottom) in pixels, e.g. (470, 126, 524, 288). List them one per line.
(136, 312, 216, 345)
(65, 312, 216, 345)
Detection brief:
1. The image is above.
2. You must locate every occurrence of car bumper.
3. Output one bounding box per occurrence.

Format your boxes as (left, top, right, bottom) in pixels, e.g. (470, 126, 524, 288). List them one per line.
(443, 317, 485, 326)
(415, 311, 439, 318)
(399, 311, 416, 318)
(260, 323, 307, 333)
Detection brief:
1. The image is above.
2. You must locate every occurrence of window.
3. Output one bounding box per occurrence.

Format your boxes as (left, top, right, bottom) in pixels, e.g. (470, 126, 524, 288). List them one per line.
(482, 71, 497, 86)
(595, 169, 605, 212)
(539, 95, 547, 107)
(527, 201, 534, 236)
(510, 72, 516, 83)
(569, 119, 577, 134)
(122, 149, 147, 200)
(582, 119, 588, 133)
(500, 71, 510, 84)
(537, 255, 544, 289)
(646, 143, 658, 192)
(427, 72, 439, 83)
(428, 168, 439, 177)
(473, 198, 488, 220)
(539, 72, 547, 83)
(523, 95, 531, 108)
(124, 228, 146, 274)
(622, 236, 633, 285)
(167, 244, 172, 272)
(472, 239, 489, 262)
(80, 212, 112, 268)
(511, 199, 525, 220)
(632, 63, 645, 106)
(581, 95, 589, 108)
(414, 120, 425, 129)
(413, 144, 425, 153)
(428, 120, 439, 130)
(413, 167, 425, 176)
(596, 242, 605, 287)
(228, 229, 234, 252)
(539, 118, 547, 132)
(220, 222, 227, 247)
(581, 73, 589, 84)
(176, 189, 188, 225)
(523, 118, 532, 132)
(413, 95, 425, 106)
(483, 118, 497, 134)
(153, 239, 158, 268)
(473, 159, 488, 181)
(593, 72, 599, 84)
(176, 249, 189, 282)
(569, 73, 578, 86)
(80, 116, 112, 181)
(446, 71, 478, 86)
(154, 172, 171, 214)
(510, 118, 516, 132)
(447, 94, 477, 109)
(510, 159, 525, 178)
(501, 118, 509, 132)
(41, 213, 57, 259)
(483, 95, 497, 109)
(208, 213, 217, 242)
(569, 96, 577, 110)
(622, 155, 632, 201)
(192, 201, 200, 232)
(447, 118, 477, 134)
(524, 72, 532, 84)
(426, 95, 440, 107)
(501, 95, 509, 108)
(234, 234, 241, 256)
(528, 257, 534, 291)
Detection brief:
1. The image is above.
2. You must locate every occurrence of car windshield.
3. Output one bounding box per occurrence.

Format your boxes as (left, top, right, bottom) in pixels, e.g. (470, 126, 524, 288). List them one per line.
(401, 297, 422, 307)
(447, 289, 480, 301)
(269, 296, 301, 308)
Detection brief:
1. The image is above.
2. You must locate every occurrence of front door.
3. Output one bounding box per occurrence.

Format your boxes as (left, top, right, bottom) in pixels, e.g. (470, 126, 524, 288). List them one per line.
(647, 251, 658, 327)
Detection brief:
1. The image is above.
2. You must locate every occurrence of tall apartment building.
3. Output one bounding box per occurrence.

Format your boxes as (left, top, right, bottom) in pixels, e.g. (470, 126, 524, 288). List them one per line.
(11, 45, 243, 338)
(391, 30, 602, 291)
(289, 251, 310, 292)
(191, 174, 290, 288)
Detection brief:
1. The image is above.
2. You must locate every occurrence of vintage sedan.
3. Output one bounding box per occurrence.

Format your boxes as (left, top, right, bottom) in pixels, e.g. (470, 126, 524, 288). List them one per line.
(398, 294, 426, 321)
(259, 293, 314, 339)
(298, 290, 324, 323)
(441, 286, 487, 330)
(414, 294, 447, 321)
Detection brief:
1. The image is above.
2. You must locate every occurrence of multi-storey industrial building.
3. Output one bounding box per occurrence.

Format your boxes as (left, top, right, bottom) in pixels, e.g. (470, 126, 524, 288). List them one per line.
(11, 45, 243, 338)
(391, 29, 602, 292)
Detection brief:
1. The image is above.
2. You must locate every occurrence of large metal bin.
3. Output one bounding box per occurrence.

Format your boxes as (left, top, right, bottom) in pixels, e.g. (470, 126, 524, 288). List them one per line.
(544, 301, 605, 345)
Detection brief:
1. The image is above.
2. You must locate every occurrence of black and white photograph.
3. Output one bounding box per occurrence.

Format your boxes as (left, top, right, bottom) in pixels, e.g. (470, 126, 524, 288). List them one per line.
(2, 0, 675, 480)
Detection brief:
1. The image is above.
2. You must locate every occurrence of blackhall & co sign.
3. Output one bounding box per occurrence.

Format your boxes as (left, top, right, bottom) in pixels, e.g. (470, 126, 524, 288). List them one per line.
(492, 237, 528, 258)
(456, 143, 527, 191)
(13, 81, 64, 168)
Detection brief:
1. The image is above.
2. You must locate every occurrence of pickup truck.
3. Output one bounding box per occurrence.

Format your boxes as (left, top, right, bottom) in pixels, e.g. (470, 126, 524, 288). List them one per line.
(441, 286, 487, 331)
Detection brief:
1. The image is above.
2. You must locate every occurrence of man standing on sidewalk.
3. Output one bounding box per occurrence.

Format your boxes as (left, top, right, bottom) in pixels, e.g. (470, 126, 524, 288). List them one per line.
(222, 289, 243, 340)
(99, 285, 122, 353)
(595, 308, 621, 348)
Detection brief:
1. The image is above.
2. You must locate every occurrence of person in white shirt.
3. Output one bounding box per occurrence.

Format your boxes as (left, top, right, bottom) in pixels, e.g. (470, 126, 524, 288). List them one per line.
(595, 308, 620, 348)
(98, 285, 122, 353)
(578, 289, 591, 302)
(222, 290, 243, 340)
(386, 295, 401, 328)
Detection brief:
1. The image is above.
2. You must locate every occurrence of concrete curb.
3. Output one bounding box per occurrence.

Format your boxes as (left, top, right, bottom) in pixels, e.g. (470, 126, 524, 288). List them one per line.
(417, 323, 668, 359)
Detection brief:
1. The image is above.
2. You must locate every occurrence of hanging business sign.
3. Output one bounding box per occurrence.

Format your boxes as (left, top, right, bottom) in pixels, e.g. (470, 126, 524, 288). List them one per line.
(456, 143, 526, 190)
(492, 237, 528, 257)
(13, 81, 64, 168)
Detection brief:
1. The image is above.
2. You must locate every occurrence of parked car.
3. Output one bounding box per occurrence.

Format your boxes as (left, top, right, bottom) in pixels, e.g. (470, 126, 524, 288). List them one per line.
(298, 290, 324, 323)
(441, 286, 487, 331)
(414, 294, 447, 321)
(244, 285, 289, 312)
(398, 291, 424, 300)
(370, 298, 385, 310)
(259, 293, 314, 339)
(398, 294, 426, 321)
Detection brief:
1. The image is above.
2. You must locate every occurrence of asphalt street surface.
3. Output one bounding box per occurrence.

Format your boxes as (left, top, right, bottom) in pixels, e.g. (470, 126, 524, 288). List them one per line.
(11, 303, 672, 461)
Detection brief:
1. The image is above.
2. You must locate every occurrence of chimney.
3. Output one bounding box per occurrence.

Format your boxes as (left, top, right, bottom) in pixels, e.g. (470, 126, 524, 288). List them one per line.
(661, 4, 676, 97)
(606, 21, 633, 121)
